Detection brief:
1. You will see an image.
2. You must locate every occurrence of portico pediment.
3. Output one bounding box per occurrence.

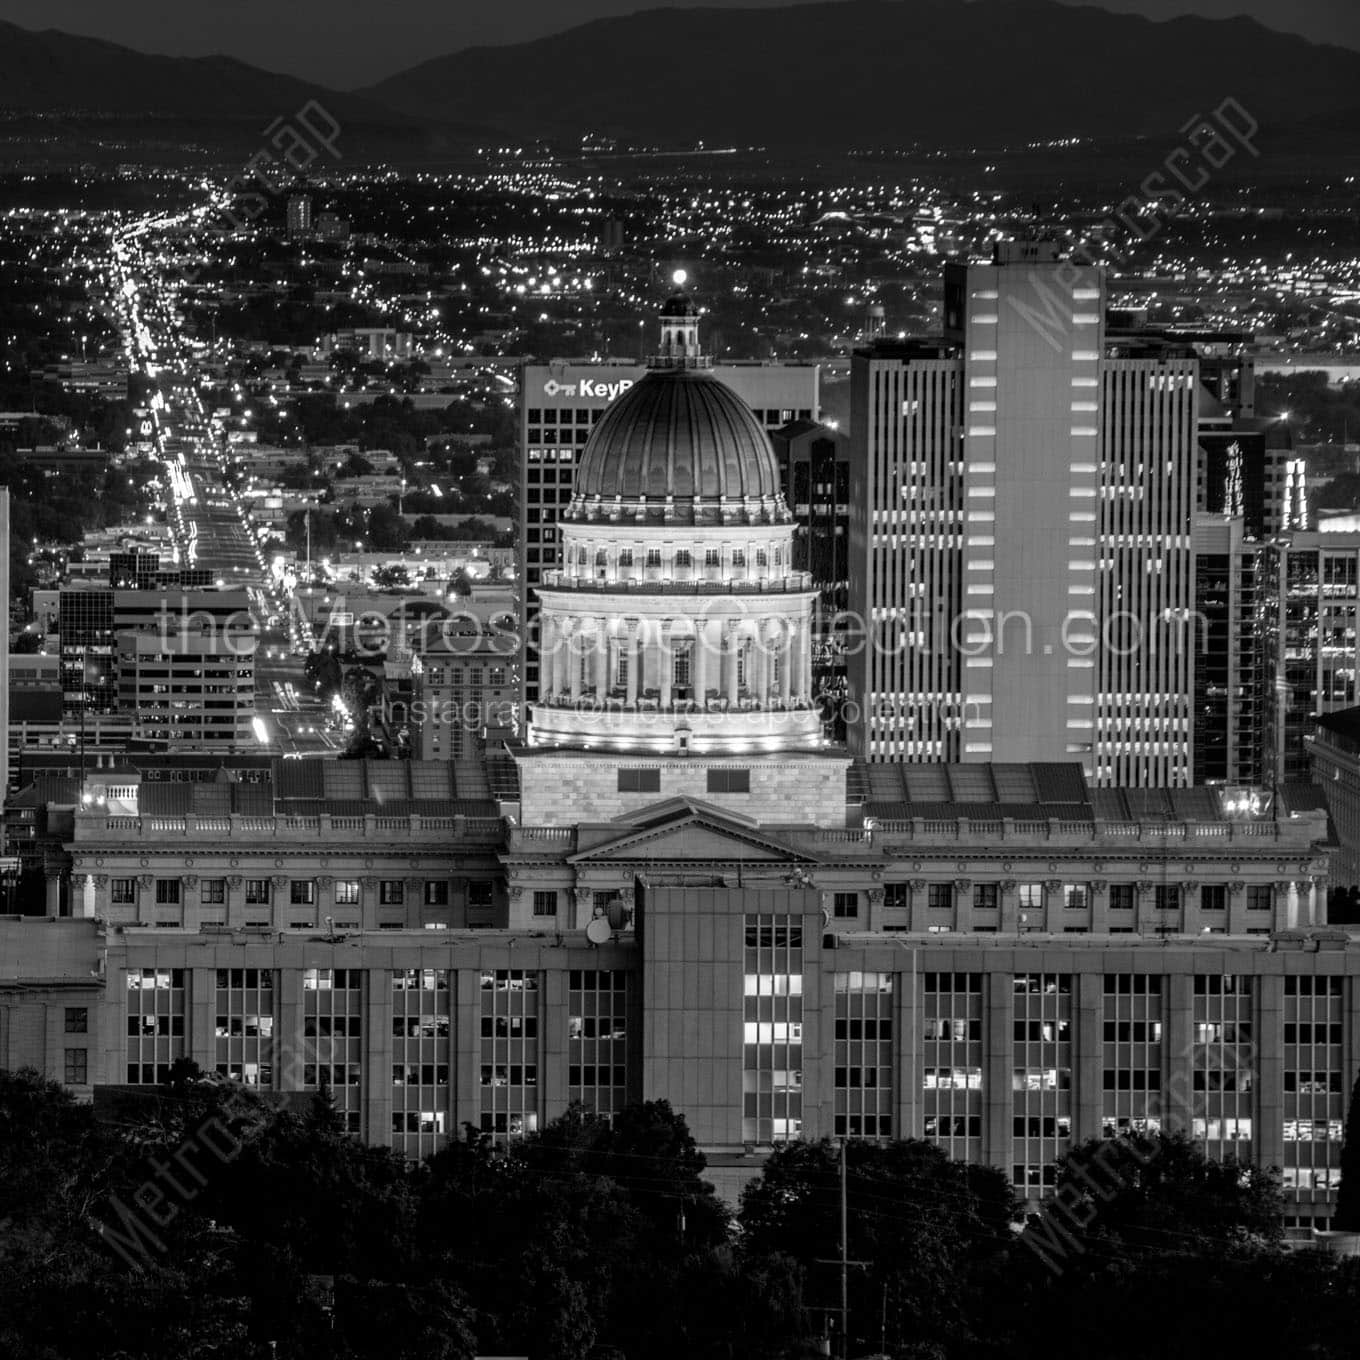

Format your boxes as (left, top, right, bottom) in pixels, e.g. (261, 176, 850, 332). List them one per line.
(568, 799, 816, 867)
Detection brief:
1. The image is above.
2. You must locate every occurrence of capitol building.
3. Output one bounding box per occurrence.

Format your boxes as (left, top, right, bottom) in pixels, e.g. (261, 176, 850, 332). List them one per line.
(3, 292, 1355, 1224)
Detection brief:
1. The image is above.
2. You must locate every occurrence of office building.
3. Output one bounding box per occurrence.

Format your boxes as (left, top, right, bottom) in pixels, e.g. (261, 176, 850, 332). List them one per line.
(1193, 515, 1267, 786)
(519, 347, 818, 714)
(1270, 533, 1360, 782)
(409, 630, 518, 760)
(286, 194, 312, 238)
(847, 242, 1200, 785)
(0, 747, 1340, 1218)
(115, 625, 256, 749)
(58, 589, 256, 737)
(771, 420, 852, 738)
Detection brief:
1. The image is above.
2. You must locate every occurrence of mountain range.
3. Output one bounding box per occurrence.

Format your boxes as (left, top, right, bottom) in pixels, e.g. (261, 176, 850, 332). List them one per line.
(2, 1, 1360, 163)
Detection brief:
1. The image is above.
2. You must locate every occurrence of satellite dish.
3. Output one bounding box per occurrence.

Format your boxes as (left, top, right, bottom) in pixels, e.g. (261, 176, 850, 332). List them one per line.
(586, 917, 612, 946)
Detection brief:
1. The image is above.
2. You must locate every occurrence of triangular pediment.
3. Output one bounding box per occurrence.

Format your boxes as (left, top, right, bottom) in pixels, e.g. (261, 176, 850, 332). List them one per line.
(569, 801, 816, 866)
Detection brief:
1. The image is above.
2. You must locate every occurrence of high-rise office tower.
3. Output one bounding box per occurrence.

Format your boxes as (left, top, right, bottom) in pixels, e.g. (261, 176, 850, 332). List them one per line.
(847, 242, 1199, 785)
(286, 195, 312, 238)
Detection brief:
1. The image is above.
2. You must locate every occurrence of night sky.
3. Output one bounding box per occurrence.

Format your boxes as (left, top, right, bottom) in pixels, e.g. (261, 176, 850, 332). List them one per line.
(4, 0, 1357, 88)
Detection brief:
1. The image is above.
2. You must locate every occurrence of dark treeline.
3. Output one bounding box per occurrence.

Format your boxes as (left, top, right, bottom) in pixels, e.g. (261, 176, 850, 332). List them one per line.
(3, 1065, 1360, 1359)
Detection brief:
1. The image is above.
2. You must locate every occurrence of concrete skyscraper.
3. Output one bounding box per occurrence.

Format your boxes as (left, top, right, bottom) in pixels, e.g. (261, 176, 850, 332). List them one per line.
(847, 242, 1199, 786)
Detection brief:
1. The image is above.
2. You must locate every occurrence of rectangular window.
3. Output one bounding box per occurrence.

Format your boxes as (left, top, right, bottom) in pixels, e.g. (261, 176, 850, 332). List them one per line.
(245, 879, 270, 905)
(111, 878, 136, 905)
(645, 548, 662, 568)
(201, 879, 226, 904)
(64, 1049, 87, 1084)
(335, 880, 360, 905)
(1064, 883, 1088, 910)
(424, 881, 450, 907)
(618, 768, 661, 792)
(833, 891, 858, 919)
(884, 882, 910, 910)
(1155, 885, 1181, 912)
(927, 883, 952, 911)
(65, 1007, 88, 1034)
(532, 890, 558, 918)
(1018, 883, 1044, 909)
(1201, 884, 1227, 911)
(380, 880, 404, 905)
(705, 548, 720, 567)
(290, 881, 315, 906)
(1247, 885, 1273, 912)
(974, 883, 999, 911)
(155, 879, 181, 905)
(707, 768, 750, 794)
(1109, 884, 1135, 911)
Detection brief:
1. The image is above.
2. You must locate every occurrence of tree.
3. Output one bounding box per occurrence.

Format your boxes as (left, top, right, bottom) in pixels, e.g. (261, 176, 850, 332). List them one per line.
(1335, 1073, 1360, 1230)
(1048, 1131, 1285, 1259)
(740, 1139, 1016, 1355)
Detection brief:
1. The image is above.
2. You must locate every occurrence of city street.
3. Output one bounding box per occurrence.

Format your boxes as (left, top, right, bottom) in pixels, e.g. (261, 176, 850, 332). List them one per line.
(110, 222, 340, 756)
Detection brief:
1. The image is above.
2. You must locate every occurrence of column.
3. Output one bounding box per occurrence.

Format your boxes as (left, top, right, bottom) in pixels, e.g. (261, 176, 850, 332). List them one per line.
(1255, 974, 1284, 1175)
(725, 623, 740, 704)
(866, 887, 885, 933)
(953, 880, 972, 933)
(798, 612, 813, 699)
(366, 968, 394, 1147)
(693, 618, 709, 703)
(778, 620, 792, 705)
(907, 879, 927, 932)
(568, 620, 582, 701)
(1162, 974, 1193, 1135)
(593, 617, 608, 695)
(45, 869, 64, 917)
(1090, 881, 1109, 934)
(190, 966, 216, 1075)
(1284, 880, 1300, 930)
(999, 880, 1018, 933)
(542, 968, 570, 1128)
(1227, 881, 1247, 934)
(451, 967, 482, 1135)
(1074, 974, 1103, 1142)
(659, 621, 673, 708)
(752, 620, 768, 704)
(624, 620, 639, 705)
(541, 615, 559, 696)
(983, 972, 1015, 1173)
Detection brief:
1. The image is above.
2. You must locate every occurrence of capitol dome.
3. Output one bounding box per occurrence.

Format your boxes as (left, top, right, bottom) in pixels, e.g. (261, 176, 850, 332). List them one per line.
(563, 294, 791, 527)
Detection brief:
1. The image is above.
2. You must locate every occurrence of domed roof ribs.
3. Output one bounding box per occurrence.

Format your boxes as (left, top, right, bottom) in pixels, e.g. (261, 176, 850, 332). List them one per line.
(563, 293, 792, 528)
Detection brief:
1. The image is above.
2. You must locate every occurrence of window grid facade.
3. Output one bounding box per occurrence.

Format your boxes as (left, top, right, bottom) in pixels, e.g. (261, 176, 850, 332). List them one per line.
(1283, 976, 1345, 1195)
(214, 967, 275, 1087)
(392, 968, 451, 1158)
(302, 968, 364, 1134)
(1012, 973, 1073, 1189)
(480, 970, 540, 1140)
(922, 972, 983, 1160)
(125, 968, 187, 1084)
(743, 915, 804, 1144)
(567, 970, 629, 1119)
(833, 971, 894, 1140)
(1101, 975, 1163, 1138)
(1192, 975, 1254, 1162)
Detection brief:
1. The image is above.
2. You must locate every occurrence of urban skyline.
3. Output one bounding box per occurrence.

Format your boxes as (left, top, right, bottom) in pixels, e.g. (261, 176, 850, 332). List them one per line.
(4, 3, 1360, 1356)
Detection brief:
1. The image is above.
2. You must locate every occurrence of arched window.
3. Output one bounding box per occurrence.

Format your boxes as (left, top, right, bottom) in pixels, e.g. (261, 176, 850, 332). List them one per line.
(595, 549, 607, 566)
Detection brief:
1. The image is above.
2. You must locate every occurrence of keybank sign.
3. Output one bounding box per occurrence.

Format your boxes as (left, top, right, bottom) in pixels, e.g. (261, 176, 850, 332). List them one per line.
(542, 376, 636, 402)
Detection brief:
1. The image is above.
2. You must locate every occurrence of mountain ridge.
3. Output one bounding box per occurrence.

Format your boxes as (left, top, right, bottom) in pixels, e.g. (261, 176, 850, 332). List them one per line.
(358, 0, 1360, 149)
